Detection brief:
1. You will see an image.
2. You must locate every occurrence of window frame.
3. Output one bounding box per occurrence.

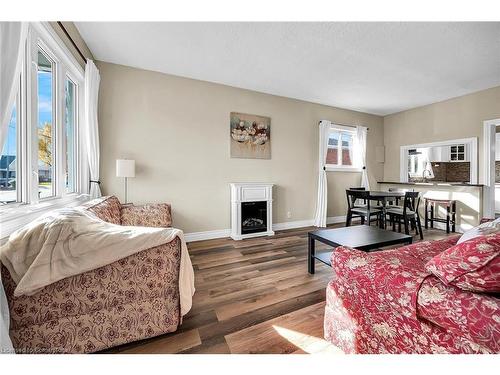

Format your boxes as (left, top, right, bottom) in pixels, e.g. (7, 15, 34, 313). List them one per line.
(64, 75, 79, 194)
(325, 124, 362, 172)
(0, 89, 22, 205)
(14, 91, 22, 203)
(29, 24, 85, 205)
(35, 41, 58, 200)
(0, 22, 86, 217)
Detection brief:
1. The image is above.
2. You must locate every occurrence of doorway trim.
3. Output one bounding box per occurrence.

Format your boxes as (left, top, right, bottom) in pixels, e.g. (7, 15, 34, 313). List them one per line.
(483, 118, 500, 218)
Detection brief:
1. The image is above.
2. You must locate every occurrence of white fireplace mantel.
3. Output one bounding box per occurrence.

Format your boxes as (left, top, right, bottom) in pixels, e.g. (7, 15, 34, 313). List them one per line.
(230, 183, 274, 240)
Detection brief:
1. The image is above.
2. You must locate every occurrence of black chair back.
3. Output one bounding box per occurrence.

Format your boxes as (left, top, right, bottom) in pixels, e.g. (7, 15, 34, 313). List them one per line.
(388, 187, 413, 205)
(346, 189, 371, 210)
(349, 187, 366, 204)
(402, 191, 420, 215)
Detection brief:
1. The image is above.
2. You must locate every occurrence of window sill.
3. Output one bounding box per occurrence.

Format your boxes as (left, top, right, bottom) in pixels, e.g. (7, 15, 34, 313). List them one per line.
(0, 194, 90, 240)
(325, 165, 363, 173)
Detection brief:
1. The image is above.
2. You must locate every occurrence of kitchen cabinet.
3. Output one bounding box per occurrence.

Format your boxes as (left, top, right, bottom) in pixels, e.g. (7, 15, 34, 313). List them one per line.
(429, 144, 468, 162)
(429, 146, 446, 162)
(449, 144, 467, 161)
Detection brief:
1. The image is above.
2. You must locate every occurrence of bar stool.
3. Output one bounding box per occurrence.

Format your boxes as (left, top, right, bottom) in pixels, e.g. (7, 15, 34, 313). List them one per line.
(424, 198, 456, 233)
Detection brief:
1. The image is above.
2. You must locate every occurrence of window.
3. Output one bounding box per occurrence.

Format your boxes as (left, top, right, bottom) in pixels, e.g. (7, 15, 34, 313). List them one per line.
(0, 105, 18, 204)
(65, 78, 76, 193)
(407, 148, 433, 178)
(0, 23, 84, 209)
(326, 125, 359, 170)
(37, 48, 55, 199)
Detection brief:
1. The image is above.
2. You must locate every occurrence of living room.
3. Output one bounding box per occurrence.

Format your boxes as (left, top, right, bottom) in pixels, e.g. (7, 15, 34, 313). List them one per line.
(1, 0, 499, 373)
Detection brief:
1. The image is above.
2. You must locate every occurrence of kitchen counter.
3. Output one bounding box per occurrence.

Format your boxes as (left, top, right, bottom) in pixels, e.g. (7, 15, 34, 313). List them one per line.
(379, 181, 484, 187)
(378, 181, 483, 232)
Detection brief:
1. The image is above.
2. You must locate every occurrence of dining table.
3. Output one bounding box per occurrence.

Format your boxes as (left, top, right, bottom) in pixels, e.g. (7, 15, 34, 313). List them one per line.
(366, 190, 406, 229)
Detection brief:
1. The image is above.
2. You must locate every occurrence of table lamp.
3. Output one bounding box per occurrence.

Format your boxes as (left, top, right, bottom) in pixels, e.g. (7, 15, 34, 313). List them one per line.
(116, 159, 135, 203)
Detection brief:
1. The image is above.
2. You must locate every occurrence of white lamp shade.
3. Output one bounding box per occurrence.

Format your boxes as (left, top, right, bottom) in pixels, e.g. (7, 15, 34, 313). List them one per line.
(116, 159, 136, 178)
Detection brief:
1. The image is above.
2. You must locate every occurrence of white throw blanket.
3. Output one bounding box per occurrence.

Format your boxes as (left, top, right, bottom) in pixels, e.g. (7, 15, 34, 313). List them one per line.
(0, 208, 195, 316)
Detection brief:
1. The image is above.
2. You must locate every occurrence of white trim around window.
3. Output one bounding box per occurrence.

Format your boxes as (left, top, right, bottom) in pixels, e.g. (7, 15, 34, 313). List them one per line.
(325, 165, 362, 172)
(325, 124, 362, 172)
(0, 22, 89, 238)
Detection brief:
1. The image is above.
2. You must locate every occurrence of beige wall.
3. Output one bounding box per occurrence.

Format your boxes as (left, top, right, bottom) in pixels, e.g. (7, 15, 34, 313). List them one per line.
(383, 86, 500, 183)
(97, 61, 384, 233)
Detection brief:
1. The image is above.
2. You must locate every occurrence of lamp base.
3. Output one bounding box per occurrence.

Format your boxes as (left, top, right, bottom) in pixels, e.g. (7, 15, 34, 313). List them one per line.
(124, 177, 128, 204)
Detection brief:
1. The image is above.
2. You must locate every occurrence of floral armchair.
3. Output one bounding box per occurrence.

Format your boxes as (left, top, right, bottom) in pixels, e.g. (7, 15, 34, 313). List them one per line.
(2, 196, 181, 353)
(324, 234, 500, 354)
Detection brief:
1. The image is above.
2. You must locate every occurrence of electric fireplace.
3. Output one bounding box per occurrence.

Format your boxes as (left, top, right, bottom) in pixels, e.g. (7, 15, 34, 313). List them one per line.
(241, 201, 267, 235)
(230, 183, 274, 240)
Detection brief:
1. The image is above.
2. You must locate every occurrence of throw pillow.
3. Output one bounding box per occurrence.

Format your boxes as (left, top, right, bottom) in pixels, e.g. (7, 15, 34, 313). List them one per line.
(457, 217, 500, 244)
(426, 233, 500, 293)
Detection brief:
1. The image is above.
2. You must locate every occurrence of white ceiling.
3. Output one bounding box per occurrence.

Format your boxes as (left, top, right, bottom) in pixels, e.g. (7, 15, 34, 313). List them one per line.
(75, 22, 500, 116)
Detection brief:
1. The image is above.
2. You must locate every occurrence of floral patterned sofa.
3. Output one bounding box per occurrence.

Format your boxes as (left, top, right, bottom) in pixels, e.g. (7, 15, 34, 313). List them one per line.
(324, 232, 500, 354)
(1, 196, 181, 353)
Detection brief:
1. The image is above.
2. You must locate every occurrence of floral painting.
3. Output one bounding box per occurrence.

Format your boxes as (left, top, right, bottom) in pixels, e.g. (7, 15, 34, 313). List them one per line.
(230, 112, 271, 159)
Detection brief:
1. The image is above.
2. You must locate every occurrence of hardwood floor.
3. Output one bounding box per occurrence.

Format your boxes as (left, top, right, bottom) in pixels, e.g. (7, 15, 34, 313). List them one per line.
(103, 224, 453, 354)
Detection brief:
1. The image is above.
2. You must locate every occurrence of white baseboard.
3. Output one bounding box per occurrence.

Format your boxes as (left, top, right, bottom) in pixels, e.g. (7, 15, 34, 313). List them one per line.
(184, 229, 231, 243)
(272, 219, 314, 231)
(185, 215, 465, 243)
(184, 215, 351, 243)
(327, 215, 348, 224)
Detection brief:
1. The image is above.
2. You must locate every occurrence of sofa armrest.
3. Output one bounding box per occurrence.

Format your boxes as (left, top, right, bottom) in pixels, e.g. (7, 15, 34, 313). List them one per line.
(329, 236, 461, 318)
(331, 246, 425, 291)
(331, 236, 460, 285)
(120, 203, 172, 227)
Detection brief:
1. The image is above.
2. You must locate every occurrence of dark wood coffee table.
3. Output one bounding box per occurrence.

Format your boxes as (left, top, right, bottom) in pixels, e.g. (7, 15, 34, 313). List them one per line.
(308, 225, 412, 274)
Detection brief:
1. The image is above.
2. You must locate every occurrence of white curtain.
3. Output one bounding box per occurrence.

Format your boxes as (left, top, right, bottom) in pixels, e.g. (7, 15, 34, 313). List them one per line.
(356, 125, 370, 190)
(0, 21, 27, 354)
(0, 22, 28, 151)
(84, 60, 102, 198)
(313, 120, 330, 227)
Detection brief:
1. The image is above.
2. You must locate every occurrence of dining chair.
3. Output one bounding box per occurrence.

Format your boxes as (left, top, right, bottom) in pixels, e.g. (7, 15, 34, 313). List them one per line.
(387, 187, 413, 206)
(385, 187, 402, 228)
(385, 191, 423, 239)
(345, 189, 382, 227)
(349, 187, 367, 206)
(349, 187, 384, 209)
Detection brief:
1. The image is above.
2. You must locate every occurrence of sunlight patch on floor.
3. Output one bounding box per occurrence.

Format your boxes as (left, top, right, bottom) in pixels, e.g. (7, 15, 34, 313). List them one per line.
(272, 325, 343, 354)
